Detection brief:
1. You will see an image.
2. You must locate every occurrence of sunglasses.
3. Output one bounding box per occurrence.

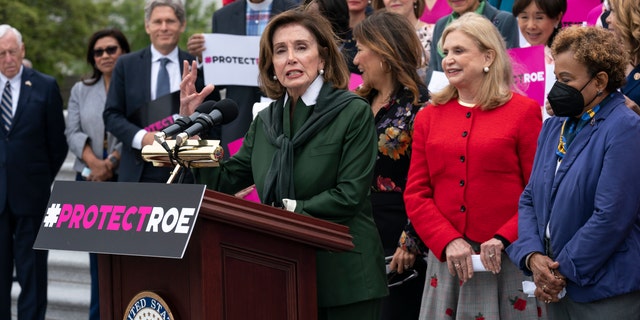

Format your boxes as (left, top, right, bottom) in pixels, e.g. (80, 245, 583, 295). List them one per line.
(93, 46, 119, 58)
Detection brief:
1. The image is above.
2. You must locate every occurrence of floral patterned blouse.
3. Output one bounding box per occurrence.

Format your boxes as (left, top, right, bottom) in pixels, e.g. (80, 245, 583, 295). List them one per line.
(371, 86, 429, 194)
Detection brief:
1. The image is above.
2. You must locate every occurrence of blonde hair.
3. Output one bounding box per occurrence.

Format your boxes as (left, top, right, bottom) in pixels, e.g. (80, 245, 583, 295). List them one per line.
(609, 0, 640, 66)
(431, 12, 513, 110)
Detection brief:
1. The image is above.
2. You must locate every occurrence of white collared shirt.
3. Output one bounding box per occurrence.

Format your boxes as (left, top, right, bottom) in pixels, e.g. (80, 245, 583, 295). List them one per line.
(150, 46, 181, 100)
(0, 66, 23, 116)
(284, 75, 324, 107)
(133, 46, 181, 150)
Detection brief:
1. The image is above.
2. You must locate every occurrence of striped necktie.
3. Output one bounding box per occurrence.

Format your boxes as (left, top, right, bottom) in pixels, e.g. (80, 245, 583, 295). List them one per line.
(1, 81, 12, 133)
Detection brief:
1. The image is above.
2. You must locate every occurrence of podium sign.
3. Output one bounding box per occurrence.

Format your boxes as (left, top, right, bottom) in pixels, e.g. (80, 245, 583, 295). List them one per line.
(34, 181, 206, 258)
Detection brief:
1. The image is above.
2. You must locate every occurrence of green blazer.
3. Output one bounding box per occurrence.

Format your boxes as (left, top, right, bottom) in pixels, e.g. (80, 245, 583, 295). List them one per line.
(196, 82, 388, 307)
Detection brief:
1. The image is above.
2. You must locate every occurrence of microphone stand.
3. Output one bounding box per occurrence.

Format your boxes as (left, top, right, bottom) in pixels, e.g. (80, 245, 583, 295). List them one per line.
(141, 139, 225, 184)
(166, 163, 183, 184)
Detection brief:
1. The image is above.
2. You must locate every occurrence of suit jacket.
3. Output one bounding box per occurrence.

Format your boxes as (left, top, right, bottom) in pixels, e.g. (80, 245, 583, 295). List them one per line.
(211, 0, 297, 156)
(65, 77, 121, 174)
(622, 64, 640, 107)
(196, 82, 388, 307)
(506, 92, 640, 303)
(103, 46, 216, 182)
(0, 67, 68, 216)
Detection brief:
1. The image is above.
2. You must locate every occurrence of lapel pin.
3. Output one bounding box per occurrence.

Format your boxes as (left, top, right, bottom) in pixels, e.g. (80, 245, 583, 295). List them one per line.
(634, 72, 640, 81)
(25, 80, 32, 87)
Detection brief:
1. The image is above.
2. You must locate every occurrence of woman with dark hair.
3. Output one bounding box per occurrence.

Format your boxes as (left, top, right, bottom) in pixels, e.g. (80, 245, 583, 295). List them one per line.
(512, 0, 567, 119)
(352, 10, 429, 320)
(66, 28, 130, 183)
(303, 0, 354, 70)
(512, 0, 565, 48)
(64, 27, 130, 320)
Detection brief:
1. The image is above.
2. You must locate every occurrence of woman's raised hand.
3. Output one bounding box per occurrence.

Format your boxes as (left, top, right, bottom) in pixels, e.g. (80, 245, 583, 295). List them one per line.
(179, 60, 215, 116)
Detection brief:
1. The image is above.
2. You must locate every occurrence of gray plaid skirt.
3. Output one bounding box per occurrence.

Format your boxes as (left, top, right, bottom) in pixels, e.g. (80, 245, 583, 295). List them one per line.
(419, 251, 548, 319)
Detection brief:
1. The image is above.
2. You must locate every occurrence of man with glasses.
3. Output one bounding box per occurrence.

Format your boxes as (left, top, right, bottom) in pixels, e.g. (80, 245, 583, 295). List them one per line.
(104, 0, 219, 183)
(0, 24, 68, 320)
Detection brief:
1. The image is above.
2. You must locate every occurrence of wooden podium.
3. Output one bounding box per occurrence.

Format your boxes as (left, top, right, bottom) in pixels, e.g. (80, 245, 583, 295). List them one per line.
(98, 189, 354, 319)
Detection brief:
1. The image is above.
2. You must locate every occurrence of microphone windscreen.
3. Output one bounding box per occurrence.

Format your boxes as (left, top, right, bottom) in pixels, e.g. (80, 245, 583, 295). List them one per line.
(214, 99, 239, 125)
(196, 100, 217, 113)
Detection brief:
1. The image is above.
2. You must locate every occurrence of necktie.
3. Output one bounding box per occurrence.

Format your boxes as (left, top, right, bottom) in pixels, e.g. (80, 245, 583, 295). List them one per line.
(156, 57, 170, 98)
(1, 81, 12, 133)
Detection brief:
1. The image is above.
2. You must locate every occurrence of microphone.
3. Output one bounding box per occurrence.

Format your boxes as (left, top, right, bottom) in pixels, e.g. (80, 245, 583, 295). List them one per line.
(175, 99, 239, 147)
(154, 101, 217, 148)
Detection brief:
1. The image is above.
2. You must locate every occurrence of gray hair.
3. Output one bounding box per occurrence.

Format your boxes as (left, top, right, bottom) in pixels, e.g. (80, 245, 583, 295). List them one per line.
(144, 0, 186, 25)
(0, 24, 23, 46)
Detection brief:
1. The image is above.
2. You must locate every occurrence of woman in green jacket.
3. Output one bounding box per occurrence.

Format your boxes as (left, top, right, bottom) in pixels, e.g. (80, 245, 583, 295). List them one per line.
(180, 8, 388, 320)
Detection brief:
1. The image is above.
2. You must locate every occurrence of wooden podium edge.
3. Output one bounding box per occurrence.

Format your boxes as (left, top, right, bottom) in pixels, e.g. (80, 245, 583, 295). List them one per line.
(199, 189, 354, 252)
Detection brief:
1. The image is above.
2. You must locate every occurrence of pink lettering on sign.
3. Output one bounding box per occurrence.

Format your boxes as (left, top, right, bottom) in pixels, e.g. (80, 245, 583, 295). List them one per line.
(145, 115, 176, 132)
(508, 45, 546, 106)
(50, 204, 192, 234)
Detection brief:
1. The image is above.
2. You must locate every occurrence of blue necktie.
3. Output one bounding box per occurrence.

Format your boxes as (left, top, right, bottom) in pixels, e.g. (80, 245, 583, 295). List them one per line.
(156, 57, 170, 98)
(1, 81, 12, 133)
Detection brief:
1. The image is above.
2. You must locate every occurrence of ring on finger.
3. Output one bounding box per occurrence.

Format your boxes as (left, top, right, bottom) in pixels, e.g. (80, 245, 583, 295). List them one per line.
(404, 264, 410, 269)
(454, 263, 461, 268)
(489, 252, 495, 258)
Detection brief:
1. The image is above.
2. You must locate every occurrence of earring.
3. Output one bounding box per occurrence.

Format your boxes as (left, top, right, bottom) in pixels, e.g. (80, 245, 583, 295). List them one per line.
(597, 90, 603, 96)
(319, 69, 324, 75)
(483, 66, 489, 73)
(272, 75, 277, 80)
(414, 2, 417, 9)
(368, 0, 371, 4)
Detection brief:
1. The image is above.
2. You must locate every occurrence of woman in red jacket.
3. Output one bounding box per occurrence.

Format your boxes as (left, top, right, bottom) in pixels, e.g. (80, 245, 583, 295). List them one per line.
(403, 12, 545, 319)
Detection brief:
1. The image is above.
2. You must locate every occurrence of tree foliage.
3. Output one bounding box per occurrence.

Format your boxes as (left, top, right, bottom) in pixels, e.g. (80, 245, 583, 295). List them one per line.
(0, 0, 216, 86)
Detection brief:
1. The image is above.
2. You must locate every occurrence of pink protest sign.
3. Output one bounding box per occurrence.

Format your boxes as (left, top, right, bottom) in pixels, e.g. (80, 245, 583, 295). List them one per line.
(349, 73, 363, 91)
(228, 138, 261, 203)
(562, 0, 601, 26)
(508, 45, 546, 106)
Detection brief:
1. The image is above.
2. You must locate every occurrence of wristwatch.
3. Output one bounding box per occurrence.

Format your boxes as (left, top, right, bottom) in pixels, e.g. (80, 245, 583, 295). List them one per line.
(107, 154, 119, 168)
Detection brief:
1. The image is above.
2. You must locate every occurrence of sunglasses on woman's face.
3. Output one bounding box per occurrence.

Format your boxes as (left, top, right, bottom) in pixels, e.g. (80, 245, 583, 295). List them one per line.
(93, 46, 119, 58)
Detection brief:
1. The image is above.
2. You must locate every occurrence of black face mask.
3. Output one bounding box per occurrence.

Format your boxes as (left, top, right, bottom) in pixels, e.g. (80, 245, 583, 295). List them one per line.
(547, 78, 595, 117)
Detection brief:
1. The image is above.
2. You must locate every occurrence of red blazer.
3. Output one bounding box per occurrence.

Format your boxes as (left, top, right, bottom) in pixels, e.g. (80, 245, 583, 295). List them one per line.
(404, 93, 541, 261)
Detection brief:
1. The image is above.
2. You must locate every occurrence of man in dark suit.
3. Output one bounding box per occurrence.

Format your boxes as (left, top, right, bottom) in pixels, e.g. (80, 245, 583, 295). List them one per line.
(0, 24, 68, 320)
(186, 0, 297, 157)
(104, 0, 219, 183)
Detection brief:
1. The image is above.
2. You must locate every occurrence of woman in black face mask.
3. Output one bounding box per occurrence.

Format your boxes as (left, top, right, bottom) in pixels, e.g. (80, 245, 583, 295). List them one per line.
(506, 25, 640, 320)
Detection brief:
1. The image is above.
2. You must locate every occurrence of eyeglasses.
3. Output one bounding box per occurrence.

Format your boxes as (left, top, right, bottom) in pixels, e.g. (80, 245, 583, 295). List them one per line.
(93, 46, 119, 58)
(387, 269, 419, 287)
